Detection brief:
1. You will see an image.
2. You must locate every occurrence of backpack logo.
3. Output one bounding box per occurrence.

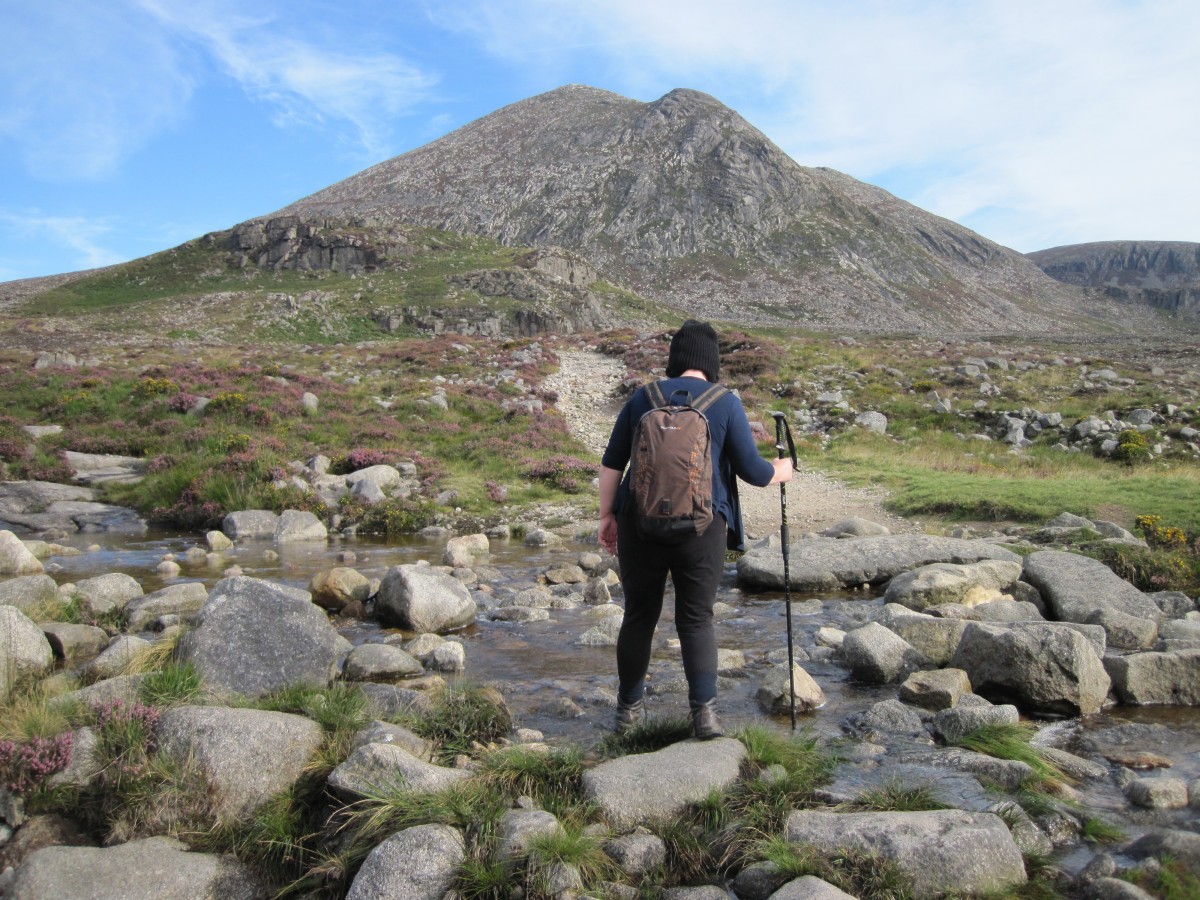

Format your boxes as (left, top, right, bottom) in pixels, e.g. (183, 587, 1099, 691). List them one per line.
(629, 381, 727, 543)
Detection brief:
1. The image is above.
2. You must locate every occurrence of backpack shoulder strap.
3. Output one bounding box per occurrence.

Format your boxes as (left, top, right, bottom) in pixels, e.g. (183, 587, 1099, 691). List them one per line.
(645, 381, 668, 409)
(690, 384, 729, 414)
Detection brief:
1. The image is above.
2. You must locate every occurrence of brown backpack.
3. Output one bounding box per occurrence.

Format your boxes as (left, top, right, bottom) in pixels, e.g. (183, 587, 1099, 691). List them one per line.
(629, 381, 728, 543)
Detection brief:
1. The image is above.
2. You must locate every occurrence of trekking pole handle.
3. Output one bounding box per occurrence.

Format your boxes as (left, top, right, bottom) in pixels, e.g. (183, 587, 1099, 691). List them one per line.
(770, 412, 797, 467)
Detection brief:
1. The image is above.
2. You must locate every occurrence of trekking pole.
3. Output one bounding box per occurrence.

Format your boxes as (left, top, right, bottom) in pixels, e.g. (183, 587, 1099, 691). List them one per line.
(770, 412, 799, 732)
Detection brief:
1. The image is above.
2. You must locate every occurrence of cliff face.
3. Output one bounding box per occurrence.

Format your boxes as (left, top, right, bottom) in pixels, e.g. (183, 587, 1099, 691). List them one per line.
(272, 85, 1151, 334)
(1029, 242, 1200, 321)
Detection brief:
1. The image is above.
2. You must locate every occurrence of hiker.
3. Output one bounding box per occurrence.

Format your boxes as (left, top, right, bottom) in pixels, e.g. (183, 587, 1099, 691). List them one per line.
(598, 320, 793, 739)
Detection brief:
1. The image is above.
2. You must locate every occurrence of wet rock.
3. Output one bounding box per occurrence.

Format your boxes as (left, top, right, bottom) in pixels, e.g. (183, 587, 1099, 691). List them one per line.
(274, 509, 327, 543)
(784, 809, 1026, 898)
(883, 560, 1022, 611)
(346, 824, 464, 900)
(847, 699, 928, 742)
(738, 534, 1021, 591)
(1125, 777, 1189, 809)
(222, 510, 280, 540)
(8, 835, 266, 899)
(756, 662, 826, 715)
(1105, 649, 1200, 705)
(491, 606, 551, 624)
(1038, 747, 1109, 781)
(376, 565, 476, 633)
(308, 567, 371, 611)
(931, 703, 1019, 744)
(156, 705, 322, 823)
(444, 536, 490, 572)
(583, 576, 611, 604)
(205, 530, 233, 551)
(545, 564, 586, 584)
(1124, 828, 1200, 868)
(841, 622, 927, 684)
(894, 747, 1033, 791)
(1088, 878, 1157, 900)
(583, 737, 746, 829)
(951, 621, 1111, 716)
(899, 669, 972, 711)
(180, 576, 341, 697)
(875, 606, 967, 666)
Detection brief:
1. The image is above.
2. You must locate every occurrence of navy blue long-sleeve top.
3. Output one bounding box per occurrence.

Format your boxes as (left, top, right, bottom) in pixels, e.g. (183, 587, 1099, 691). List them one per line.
(601, 376, 775, 551)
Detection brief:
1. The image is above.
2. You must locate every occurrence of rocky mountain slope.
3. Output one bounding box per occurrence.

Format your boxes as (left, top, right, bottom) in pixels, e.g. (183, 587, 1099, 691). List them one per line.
(1029, 241, 1200, 322)
(274, 85, 1159, 334)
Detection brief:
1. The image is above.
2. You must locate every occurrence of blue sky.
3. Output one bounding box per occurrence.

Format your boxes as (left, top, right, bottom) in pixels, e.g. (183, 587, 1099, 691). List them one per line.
(2, 0, 1197, 282)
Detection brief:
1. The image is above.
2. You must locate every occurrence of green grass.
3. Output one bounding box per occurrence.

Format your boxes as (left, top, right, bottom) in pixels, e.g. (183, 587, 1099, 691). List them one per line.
(842, 780, 951, 813)
(1081, 816, 1127, 845)
(754, 835, 915, 900)
(407, 685, 514, 764)
(138, 661, 205, 707)
(1124, 856, 1200, 900)
(478, 744, 587, 818)
(950, 723, 1069, 790)
(597, 715, 693, 758)
(526, 824, 620, 897)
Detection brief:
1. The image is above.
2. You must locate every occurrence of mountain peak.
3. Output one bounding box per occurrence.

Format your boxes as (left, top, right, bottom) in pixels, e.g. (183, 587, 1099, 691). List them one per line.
(272, 85, 1165, 333)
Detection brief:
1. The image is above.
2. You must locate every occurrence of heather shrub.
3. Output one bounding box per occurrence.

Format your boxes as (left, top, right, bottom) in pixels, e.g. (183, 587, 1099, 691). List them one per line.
(524, 455, 594, 493)
(330, 448, 390, 474)
(0, 733, 74, 793)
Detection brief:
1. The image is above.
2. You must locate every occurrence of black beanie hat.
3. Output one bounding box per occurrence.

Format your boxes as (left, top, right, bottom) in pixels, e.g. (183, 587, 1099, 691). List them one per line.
(666, 319, 721, 382)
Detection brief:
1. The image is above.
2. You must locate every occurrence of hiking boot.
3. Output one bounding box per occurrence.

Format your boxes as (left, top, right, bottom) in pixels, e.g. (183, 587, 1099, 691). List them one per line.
(615, 698, 645, 734)
(690, 700, 723, 740)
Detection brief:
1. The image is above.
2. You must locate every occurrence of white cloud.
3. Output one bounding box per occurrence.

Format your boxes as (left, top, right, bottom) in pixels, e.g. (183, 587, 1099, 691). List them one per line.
(0, 211, 125, 271)
(0, 2, 195, 180)
(434, 0, 1200, 249)
(137, 0, 438, 160)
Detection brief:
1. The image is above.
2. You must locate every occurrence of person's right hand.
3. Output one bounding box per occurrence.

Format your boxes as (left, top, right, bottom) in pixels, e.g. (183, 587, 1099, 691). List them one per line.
(598, 514, 618, 555)
(769, 457, 794, 485)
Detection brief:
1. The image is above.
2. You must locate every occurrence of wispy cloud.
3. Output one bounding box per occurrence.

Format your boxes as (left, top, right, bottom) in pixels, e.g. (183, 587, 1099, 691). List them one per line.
(0, 210, 125, 271)
(0, 2, 194, 180)
(432, 0, 1200, 249)
(137, 0, 438, 160)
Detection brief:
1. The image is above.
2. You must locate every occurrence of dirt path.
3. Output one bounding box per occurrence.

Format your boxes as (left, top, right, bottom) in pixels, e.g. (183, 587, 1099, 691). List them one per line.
(545, 350, 918, 540)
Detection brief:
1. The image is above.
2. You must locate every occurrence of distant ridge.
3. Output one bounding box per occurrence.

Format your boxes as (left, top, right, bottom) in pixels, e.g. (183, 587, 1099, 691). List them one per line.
(274, 84, 1158, 334)
(1029, 241, 1200, 322)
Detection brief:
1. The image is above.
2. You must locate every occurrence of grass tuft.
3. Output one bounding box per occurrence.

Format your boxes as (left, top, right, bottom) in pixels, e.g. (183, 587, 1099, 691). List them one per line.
(755, 835, 914, 899)
(842, 779, 951, 813)
(409, 684, 513, 764)
(950, 722, 1069, 790)
(596, 714, 692, 758)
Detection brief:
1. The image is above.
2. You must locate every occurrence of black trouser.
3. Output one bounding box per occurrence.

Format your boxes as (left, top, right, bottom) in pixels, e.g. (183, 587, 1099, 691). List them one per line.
(616, 513, 727, 707)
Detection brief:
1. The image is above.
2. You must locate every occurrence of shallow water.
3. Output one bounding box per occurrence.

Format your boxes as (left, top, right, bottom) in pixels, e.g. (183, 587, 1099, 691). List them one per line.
(40, 529, 1200, 830)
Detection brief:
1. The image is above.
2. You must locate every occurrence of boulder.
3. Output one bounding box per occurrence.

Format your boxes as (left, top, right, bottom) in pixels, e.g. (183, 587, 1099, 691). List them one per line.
(756, 663, 826, 715)
(345, 465, 403, 492)
(376, 565, 476, 633)
(443, 534, 489, 568)
(1105, 649, 1200, 705)
(840, 622, 926, 684)
(582, 738, 745, 829)
(308, 567, 371, 611)
(358, 684, 436, 719)
(820, 517, 891, 538)
(875, 606, 967, 666)
(274, 510, 327, 543)
(0, 531, 43, 576)
(1125, 777, 1189, 809)
(346, 824, 464, 900)
(899, 669, 972, 711)
(1022, 551, 1162, 633)
(72, 573, 143, 617)
(124, 582, 209, 632)
(205, 530, 233, 551)
(179, 577, 341, 698)
(931, 703, 1020, 744)
(0, 607, 54, 697)
(1085, 608, 1159, 650)
(351, 721, 433, 760)
(784, 809, 1026, 898)
(41, 623, 108, 661)
(343, 644, 424, 682)
(328, 743, 470, 800)
(951, 622, 1110, 716)
(221, 510, 280, 540)
(0, 575, 59, 613)
(8, 836, 265, 899)
(496, 809, 562, 868)
(854, 411, 889, 434)
(737, 535, 1020, 591)
(891, 747, 1033, 792)
(603, 829, 666, 876)
(883, 560, 1023, 611)
(156, 706, 322, 823)
(84, 635, 151, 680)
